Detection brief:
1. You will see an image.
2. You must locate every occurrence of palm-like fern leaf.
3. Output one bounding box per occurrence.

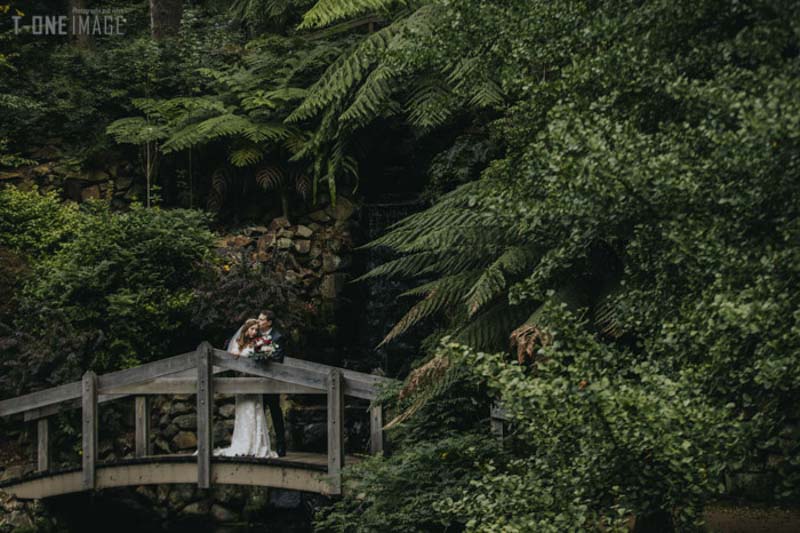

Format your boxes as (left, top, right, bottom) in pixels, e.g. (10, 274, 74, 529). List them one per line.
(299, 0, 400, 30)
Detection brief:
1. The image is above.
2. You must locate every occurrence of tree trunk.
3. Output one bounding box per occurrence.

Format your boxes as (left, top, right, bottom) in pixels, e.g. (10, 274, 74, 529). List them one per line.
(633, 509, 675, 533)
(149, 0, 182, 41)
(69, 0, 91, 48)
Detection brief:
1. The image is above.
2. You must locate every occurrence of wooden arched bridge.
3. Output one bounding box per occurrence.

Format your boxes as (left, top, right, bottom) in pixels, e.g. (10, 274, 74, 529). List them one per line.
(0, 343, 395, 500)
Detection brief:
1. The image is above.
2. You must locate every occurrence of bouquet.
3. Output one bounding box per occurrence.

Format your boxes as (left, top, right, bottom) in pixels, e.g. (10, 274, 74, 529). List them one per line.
(252, 334, 280, 363)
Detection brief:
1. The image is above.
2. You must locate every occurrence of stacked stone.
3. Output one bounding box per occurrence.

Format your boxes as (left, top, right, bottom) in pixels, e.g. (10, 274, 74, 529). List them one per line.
(216, 196, 358, 303)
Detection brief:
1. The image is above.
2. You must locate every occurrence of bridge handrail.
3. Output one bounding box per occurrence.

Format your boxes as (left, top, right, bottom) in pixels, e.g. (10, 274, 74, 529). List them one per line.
(0, 342, 394, 496)
(0, 346, 393, 419)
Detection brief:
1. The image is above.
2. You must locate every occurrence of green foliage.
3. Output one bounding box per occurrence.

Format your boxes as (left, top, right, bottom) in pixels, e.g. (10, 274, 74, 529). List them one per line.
(299, 0, 401, 30)
(0, 194, 215, 390)
(0, 187, 81, 258)
(326, 0, 800, 529)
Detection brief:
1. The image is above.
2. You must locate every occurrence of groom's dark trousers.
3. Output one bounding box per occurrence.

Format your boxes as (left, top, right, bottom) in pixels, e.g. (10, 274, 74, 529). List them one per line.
(262, 328, 287, 456)
(263, 394, 286, 455)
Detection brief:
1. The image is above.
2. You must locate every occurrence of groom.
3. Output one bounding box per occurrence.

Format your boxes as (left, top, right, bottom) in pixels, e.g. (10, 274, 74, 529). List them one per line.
(257, 309, 287, 457)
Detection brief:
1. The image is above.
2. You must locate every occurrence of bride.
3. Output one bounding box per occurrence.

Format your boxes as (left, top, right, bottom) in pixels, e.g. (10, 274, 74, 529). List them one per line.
(212, 318, 278, 458)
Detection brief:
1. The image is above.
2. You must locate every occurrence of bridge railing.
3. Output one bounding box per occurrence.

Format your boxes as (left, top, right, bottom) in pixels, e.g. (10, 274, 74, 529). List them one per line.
(0, 342, 395, 495)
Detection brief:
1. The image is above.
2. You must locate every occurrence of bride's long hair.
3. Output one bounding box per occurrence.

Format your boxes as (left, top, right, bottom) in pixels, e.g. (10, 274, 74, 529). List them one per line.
(237, 318, 260, 350)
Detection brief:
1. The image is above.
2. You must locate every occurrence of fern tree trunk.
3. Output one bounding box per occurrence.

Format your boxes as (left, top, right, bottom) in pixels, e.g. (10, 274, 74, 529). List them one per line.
(281, 191, 290, 222)
(69, 0, 90, 48)
(633, 510, 674, 533)
(149, 0, 182, 41)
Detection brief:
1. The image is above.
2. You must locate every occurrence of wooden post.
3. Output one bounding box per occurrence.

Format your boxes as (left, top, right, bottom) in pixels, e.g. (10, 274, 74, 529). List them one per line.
(327, 368, 344, 495)
(490, 400, 505, 440)
(135, 396, 151, 457)
(369, 404, 384, 456)
(37, 418, 51, 472)
(196, 342, 213, 489)
(82, 371, 97, 490)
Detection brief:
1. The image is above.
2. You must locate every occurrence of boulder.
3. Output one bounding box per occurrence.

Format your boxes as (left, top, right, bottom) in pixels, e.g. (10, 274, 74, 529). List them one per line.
(294, 240, 311, 254)
(269, 489, 302, 509)
(181, 501, 208, 515)
(81, 185, 101, 201)
(114, 176, 133, 192)
(295, 225, 313, 238)
(308, 210, 330, 222)
(277, 238, 293, 250)
(170, 402, 194, 415)
(211, 504, 238, 523)
(172, 431, 197, 450)
(270, 216, 291, 230)
(173, 414, 197, 430)
(218, 403, 236, 418)
(332, 196, 356, 222)
(229, 235, 253, 248)
(323, 253, 351, 273)
(321, 273, 347, 299)
(32, 163, 53, 176)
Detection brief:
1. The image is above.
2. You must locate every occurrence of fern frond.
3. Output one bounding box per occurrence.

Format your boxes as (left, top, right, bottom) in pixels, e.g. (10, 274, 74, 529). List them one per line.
(287, 24, 399, 122)
(467, 79, 505, 108)
(106, 117, 168, 145)
(255, 165, 286, 190)
(380, 271, 479, 346)
(352, 251, 441, 282)
(383, 352, 455, 429)
(405, 78, 458, 129)
(229, 144, 264, 167)
(455, 300, 535, 350)
(299, 0, 400, 30)
(162, 114, 290, 153)
(465, 246, 536, 317)
(207, 167, 233, 212)
(340, 62, 403, 126)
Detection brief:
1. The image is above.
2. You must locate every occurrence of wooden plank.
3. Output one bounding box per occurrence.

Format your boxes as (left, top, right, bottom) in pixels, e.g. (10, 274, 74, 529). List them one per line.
(213, 350, 327, 391)
(81, 371, 97, 490)
(23, 393, 128, 421)
(23, 367, 228, 421)
(369, 404, 384, 456)
(196, 342, 213, 488)
(490, 400, 508, 421)
(1, 352, 195, 419)
(97, 351, 196, 391)
(327, 369, 344, 495)
(37, 418, 51, 472)
(213, 349, 392, 399)
(135, 396, 151, 458)
(105, 377, 321, 396)
(490, 400, 506, 439)
(281, 356, 395, 400)
(0, 381, 82, 418)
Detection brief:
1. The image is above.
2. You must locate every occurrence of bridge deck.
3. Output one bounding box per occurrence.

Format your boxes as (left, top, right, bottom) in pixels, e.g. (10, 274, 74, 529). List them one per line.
(0, 452, 364, 500)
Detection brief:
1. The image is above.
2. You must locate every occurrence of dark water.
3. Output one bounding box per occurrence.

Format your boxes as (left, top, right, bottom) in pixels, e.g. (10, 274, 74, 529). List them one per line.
(43, 490, 316, 532)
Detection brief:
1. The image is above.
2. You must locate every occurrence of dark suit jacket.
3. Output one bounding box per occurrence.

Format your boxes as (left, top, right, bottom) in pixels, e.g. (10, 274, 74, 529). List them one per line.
(261, 328, 286, 363)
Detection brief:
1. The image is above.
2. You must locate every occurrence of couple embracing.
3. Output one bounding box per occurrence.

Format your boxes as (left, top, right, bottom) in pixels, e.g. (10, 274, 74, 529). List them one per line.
(214, 310, 288, 458)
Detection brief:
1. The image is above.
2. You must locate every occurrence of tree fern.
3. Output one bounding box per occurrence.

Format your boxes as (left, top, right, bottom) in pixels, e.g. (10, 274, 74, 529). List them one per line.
(299, 0, 402, 30)
(380, 271, 479, 347)
(465, 246, 537, 318)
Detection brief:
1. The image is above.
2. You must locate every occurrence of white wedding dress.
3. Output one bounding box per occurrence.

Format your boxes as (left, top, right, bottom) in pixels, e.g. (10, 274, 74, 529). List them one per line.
(210, 340, 278, 458)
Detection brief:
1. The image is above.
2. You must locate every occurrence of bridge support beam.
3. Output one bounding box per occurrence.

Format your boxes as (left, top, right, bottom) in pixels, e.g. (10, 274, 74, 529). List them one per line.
(196, 342, 214, 489)
(327, 369, 344, 495)
(82, 371, 97, 490)
(37, 418, 51, 472)
(369, 404, 384, 456)
(490, 400, 506, 440)
(135, 396, 151, 457)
